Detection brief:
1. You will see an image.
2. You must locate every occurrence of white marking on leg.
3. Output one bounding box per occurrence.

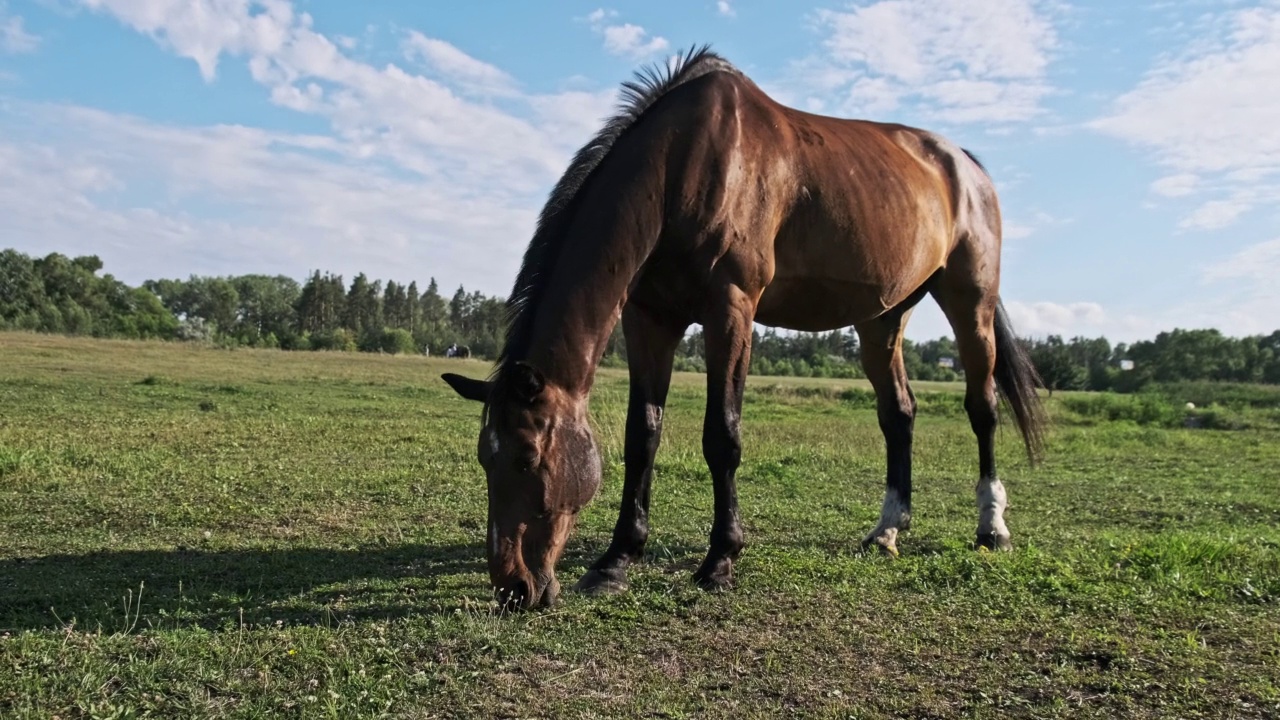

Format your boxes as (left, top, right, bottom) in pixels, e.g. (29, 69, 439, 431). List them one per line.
(976, 478, 1009, 540)
(488, 518, 499, 557)
(879, 488, 911, 532)
(864, 488, 910, 552)
(486, 427, 500, 456)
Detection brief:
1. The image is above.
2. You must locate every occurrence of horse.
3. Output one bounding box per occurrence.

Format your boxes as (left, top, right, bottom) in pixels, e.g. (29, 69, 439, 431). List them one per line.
(446, 344, 472, 359)
(442, 45, 1046, 610)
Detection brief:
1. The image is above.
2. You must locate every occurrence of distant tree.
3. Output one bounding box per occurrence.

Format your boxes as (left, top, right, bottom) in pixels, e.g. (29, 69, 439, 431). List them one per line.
(231, 274, 300, 344)
(11, 245, 1280, 383)
(405, 281, 420, 334)
(1029, 335, 1086, 395)
(449, 285, 471, 334)
(420, 278, 447, 326)
(383, 280, 411, 331)
(297, 271, 346, 335)
(344, 273, 382, 340)
(0, 249, 46, 329)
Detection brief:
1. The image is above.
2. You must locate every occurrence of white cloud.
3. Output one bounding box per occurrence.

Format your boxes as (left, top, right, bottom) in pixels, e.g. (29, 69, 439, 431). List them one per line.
(77, 0, 295, 82)
(997, 300, 1183, 342)
(1150, 173, 1198, 198)
(1003, 222, 1033, 240)
(1005, 300, 1107, 337)
(0, 101, 537, 292)
(800, 0, 1060, 124)
(1001, 210, 1066, 241)
(1204, 237, 1280, 283)
(901, 297, 1169, 343)
(717, 1, 736, 18)
(402, 32, 516, 97)
(1194, 237, 1280, 336)
(1091, 3, 1280, 229)
(602, 24, 669, 58)
(1, 2, 40, 54)
(73, 0, 619, 192)
(585, 9, 668, 59)
(1179, 198, 1250, 231)
(8, 0, 626, 296)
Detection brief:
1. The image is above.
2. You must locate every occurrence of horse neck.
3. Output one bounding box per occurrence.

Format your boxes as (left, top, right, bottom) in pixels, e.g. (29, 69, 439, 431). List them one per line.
(522, 187, 663, 397)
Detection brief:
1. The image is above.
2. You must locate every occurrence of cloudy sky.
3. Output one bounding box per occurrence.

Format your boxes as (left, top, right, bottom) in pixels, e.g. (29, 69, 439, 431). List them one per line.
(1, 0, 1277, 342)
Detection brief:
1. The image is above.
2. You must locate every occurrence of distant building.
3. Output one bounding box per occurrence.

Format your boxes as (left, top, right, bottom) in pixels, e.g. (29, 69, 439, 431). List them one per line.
(1119, 359, 1135, 371)
(937, 357, 955, 369)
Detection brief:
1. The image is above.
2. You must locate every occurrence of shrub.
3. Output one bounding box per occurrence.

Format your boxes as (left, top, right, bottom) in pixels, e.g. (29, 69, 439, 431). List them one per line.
(1060, 393, 1182, 427)
(176, 317, 214, 343)
(310, 328, 356, 352)
(378, 328, 417, 355)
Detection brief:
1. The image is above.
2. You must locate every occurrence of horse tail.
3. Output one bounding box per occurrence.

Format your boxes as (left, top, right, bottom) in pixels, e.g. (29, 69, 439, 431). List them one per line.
(993, 300, 1047, 465)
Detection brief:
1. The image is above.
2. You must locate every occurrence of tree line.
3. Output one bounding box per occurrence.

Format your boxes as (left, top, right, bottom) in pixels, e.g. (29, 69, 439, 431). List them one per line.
(4, 248, 1279, 392)
(1027, 330, 1280, 393)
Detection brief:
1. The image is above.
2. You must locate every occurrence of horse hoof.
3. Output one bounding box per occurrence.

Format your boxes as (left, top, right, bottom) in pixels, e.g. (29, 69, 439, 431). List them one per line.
(573, 567, 629, 595)
(975, 532, 1013, 552)
(861, 538, 899, 558)
(860, 528, 900, 557)
(693, 559, 735, 592)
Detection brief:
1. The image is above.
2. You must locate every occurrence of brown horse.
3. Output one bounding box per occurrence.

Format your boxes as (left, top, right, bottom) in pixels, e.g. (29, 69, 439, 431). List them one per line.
(442, 46, 1046, 610)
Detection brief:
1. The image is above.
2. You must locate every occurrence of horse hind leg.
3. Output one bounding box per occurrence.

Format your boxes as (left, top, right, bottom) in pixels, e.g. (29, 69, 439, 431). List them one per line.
(854, 308, 918, 557)
(931, 279, 1010, 550)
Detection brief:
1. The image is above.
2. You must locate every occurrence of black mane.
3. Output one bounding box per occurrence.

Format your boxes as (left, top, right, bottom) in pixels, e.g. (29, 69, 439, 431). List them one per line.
(962, 147, 988, 175)
(492, 44, 737, 381)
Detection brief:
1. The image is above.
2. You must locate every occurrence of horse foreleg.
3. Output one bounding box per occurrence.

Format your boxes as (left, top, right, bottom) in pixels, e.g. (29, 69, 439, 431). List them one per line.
(694, 286, 755, 591)
(575, 304, 684, 595)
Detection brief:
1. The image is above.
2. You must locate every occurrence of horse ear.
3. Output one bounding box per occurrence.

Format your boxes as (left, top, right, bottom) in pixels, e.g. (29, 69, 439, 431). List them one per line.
(441, 373, 492, 403)
(512, 362, 545, 403)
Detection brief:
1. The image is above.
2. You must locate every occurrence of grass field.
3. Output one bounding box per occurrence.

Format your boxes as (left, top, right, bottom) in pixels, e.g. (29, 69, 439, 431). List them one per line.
(2, 332, 1278, 719)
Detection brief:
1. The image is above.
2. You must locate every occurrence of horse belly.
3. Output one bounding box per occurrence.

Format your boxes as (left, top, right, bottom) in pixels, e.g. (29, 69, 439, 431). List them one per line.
(754, 277, 890, 330)
(755, 227, 945, 331)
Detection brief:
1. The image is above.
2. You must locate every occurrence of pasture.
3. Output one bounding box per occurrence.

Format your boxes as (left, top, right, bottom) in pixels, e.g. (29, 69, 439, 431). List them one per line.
(1, 332, 1277, 718)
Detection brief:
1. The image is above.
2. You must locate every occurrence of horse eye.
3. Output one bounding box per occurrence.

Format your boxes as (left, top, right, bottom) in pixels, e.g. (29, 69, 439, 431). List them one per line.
(514, 453, 538, 472)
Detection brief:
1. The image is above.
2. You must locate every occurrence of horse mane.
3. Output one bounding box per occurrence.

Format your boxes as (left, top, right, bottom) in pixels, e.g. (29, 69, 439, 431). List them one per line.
(961, 148, 988, 175)
(492, 44, 738, 383)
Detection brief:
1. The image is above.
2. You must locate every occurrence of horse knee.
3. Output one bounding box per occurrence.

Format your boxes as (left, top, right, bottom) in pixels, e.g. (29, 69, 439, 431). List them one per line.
(702, 417, 742, 477)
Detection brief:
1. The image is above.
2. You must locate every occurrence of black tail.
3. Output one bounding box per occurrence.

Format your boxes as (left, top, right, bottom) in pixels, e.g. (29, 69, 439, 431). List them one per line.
(993, 300, 1047, 464)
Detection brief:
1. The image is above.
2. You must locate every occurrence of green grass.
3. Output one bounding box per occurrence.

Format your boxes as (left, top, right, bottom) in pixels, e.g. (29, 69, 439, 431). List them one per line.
(1, 332, 1278, 719)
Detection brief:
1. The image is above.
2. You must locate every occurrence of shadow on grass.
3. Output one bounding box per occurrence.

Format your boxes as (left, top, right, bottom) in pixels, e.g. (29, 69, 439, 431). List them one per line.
(0, 543, 491, 633)
(0, 540, 714, 633)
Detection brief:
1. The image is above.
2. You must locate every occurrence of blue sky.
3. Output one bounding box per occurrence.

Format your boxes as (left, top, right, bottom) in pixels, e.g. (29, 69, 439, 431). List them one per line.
(2, 0, 1277, 342)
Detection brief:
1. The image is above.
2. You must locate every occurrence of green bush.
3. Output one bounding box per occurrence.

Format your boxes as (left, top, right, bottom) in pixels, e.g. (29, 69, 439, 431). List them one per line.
(310, 328, 356, 352)
(279, 332, 310, 351)
(1061, 393, 1182, 427)
(1153, 381, 1280, 410)
(378, 328, 417, 355)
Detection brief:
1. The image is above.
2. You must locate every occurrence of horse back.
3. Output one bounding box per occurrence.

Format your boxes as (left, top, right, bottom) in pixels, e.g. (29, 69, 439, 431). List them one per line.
(626, 70, 999, 329)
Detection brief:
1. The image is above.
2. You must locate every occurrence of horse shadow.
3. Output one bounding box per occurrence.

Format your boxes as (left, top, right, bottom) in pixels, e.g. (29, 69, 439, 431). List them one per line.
(0, 542, 494, 633)
(0, 538, 719, 633)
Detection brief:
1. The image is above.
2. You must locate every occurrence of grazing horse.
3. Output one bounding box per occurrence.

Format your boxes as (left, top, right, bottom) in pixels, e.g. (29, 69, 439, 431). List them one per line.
(442, 46, 1046, 610)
